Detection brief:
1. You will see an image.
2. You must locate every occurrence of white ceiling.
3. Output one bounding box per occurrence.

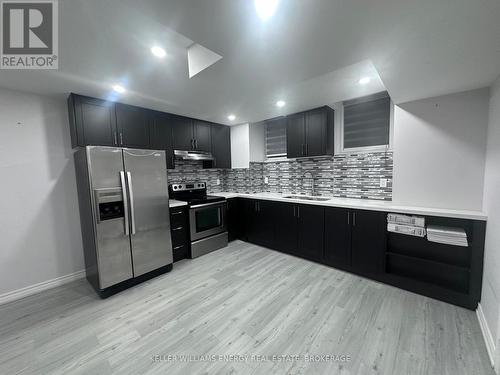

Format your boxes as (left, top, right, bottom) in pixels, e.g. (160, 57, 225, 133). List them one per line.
(0, 0, 499, 125)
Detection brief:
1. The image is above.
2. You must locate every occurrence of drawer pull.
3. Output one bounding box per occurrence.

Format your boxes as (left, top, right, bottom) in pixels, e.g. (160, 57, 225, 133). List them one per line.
(171, 211, 183, 216)
(172, 226, 184, 231)
(173, 245, 185, 250)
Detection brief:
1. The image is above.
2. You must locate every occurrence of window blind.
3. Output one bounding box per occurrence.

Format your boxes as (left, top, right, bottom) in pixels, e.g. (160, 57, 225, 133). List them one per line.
(343, 91, 391, 149)
(266, 118, 287, 157)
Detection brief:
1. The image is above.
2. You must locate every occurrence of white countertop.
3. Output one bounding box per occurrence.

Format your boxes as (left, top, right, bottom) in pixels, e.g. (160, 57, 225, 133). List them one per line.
(213, 192, 487, 221)
(169, 199, 188, 208)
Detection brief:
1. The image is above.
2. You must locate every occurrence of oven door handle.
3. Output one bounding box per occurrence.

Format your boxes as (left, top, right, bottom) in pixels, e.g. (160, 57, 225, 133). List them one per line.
(190, 201, 226, 209)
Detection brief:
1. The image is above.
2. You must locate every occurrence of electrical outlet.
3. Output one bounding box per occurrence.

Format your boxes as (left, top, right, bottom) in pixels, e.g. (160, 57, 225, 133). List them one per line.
(216, 178, 220, 186)
(379, 178, 387, 188)
(264, 176, 269, 184)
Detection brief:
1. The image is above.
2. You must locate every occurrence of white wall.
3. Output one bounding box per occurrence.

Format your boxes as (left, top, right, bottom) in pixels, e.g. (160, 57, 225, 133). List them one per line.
(0, 88, 84, 297)
(481, 75, 500, 371)
(392, 88, 489, 211)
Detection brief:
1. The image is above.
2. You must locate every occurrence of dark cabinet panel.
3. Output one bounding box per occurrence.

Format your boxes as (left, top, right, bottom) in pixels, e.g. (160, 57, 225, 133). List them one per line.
(305, 107, 327, 156)
(211, 124, 231, 168)
(115, 103, 151, 148)
(193, 120, 212, 152)
(297, 205, 324, 261)
(286, 113, 306, 158)
(227, 198, 246, 241)
(170, 206, 189, 262)
(150, 112, 174, 169)
(245, 200, 275, 248)
(324, 207, 352, 268)
(286, 106, 334, 158)
(274, 203, 298, 255)
(69, 94, 117, 147)
(171, 116, 194, 150)
(351, 210, 387, 274)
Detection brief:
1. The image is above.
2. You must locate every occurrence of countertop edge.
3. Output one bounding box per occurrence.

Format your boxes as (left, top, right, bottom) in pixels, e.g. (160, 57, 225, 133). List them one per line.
(213, 192, 487, 221)
(169, 199, 188, 208)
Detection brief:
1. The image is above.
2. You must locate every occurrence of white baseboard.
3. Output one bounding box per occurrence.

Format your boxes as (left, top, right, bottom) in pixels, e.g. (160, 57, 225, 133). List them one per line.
(477, 303, 496, 368)
(0, 270, 86, 306)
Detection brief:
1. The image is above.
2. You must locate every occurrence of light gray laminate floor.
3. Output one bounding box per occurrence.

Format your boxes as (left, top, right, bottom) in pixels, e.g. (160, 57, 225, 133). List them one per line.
(0, 240, 494, 375)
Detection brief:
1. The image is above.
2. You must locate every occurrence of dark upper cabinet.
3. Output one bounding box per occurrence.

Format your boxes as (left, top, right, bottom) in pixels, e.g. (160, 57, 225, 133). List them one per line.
(286, 106, 334, 158)
(274, 203, 298, 255)
(171, 116, 194, 151)
(296, 205, 325, 261)
(324, 207, 352, 268)
(351, 210, 387, 275)
(210, 124, 231, 169)
(286, 112, 306, 158)
(150, 111, 174, 169)
(115, 103, 151, 149)
(68, 94, 117, 148)
(305, 107, 329, 156)
(245, 199, 275, 248)
(193, 120, 212, 152)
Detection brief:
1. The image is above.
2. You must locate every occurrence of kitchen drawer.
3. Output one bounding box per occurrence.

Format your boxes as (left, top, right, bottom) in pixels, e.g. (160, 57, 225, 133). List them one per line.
(171, 227, 188, 245)
(170, 208, 187, 226)
(172, 244, 189, 262)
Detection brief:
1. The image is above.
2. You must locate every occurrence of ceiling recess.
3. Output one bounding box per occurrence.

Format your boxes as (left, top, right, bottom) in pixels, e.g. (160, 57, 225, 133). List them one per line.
(187, 43, 223, 78)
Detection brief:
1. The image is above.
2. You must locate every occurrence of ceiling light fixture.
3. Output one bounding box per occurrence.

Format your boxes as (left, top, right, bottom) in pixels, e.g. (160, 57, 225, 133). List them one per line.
(254, 0, 279, 21)
(151, 46, 166, 58)
(359, 77, 371, 85)
(276, 100, 286, 107)
(227, 114, 236, 121)
(112, 84, 126, 94)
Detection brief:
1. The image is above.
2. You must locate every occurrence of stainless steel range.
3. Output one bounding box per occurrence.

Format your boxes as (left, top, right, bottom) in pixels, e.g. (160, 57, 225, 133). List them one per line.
(169, 182, 228, 258)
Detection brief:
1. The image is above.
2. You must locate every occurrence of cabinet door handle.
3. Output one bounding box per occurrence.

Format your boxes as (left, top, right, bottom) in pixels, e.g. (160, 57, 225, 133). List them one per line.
(347, 212, 350, 225)
(293, 205, 296, 217)
(119, 132, 123, 145)
(306, 144, 308, 156)
(297, 206, 300, 218)
(353, 212, 356, 226)
(114, 132, 118, 145)
(195, 139, 198, 149)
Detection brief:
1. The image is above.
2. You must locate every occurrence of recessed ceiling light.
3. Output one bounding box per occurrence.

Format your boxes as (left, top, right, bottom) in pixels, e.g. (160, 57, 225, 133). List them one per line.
(276, 100, 286, 107)
(359, 77, 371, 85)
(151, 46, 166, 58)
(112, 84, 126, 94)
(254, 0, 279, 21)
(227, 114, 236, 121)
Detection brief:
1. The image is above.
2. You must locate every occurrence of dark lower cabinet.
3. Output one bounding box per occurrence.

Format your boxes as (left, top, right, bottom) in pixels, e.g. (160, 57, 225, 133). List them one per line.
(245, 200, 275, 248)
(350, 210, 387, 275)
(232, 198, 485, 310)
(296, 205, 324, 261)
(227, 198, 245, 241)
(170, 206, 189, 262)
(274, 203, 298, 255)
(324, 207, 352, 268)
(115, 103, 151, 148)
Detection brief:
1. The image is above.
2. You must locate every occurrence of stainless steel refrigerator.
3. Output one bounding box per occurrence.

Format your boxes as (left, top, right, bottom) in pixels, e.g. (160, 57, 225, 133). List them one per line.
(74, 146, 173, 296)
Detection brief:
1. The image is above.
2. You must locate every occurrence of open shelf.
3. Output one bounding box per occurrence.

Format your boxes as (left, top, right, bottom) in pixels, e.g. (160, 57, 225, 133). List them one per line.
(386, 252, 470, 294)
(387, 232, 471, 268)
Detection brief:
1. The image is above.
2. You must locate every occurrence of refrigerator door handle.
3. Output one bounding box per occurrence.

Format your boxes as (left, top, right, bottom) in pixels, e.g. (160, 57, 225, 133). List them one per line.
(126, 171, 137, 235)
(120, 171, 130, 236)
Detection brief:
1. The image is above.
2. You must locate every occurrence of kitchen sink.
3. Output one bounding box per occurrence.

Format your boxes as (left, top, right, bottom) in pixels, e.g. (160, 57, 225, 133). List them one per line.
(283, 195, 332, 202)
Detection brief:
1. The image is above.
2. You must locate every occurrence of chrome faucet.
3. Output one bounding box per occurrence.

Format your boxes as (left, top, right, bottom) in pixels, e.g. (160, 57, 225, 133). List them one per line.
(301, 171, 315, 196)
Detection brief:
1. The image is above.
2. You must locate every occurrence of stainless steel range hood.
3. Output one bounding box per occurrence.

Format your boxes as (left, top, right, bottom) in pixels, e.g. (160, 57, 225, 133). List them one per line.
(174, 150, 214, 161)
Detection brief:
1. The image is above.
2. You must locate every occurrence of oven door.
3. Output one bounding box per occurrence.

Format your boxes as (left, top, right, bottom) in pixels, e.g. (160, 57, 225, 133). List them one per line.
(189, 201, 227, 241)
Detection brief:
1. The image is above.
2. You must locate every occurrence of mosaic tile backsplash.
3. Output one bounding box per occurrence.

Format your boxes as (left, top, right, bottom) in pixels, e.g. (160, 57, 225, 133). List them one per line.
(168, 151, 393, 200)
